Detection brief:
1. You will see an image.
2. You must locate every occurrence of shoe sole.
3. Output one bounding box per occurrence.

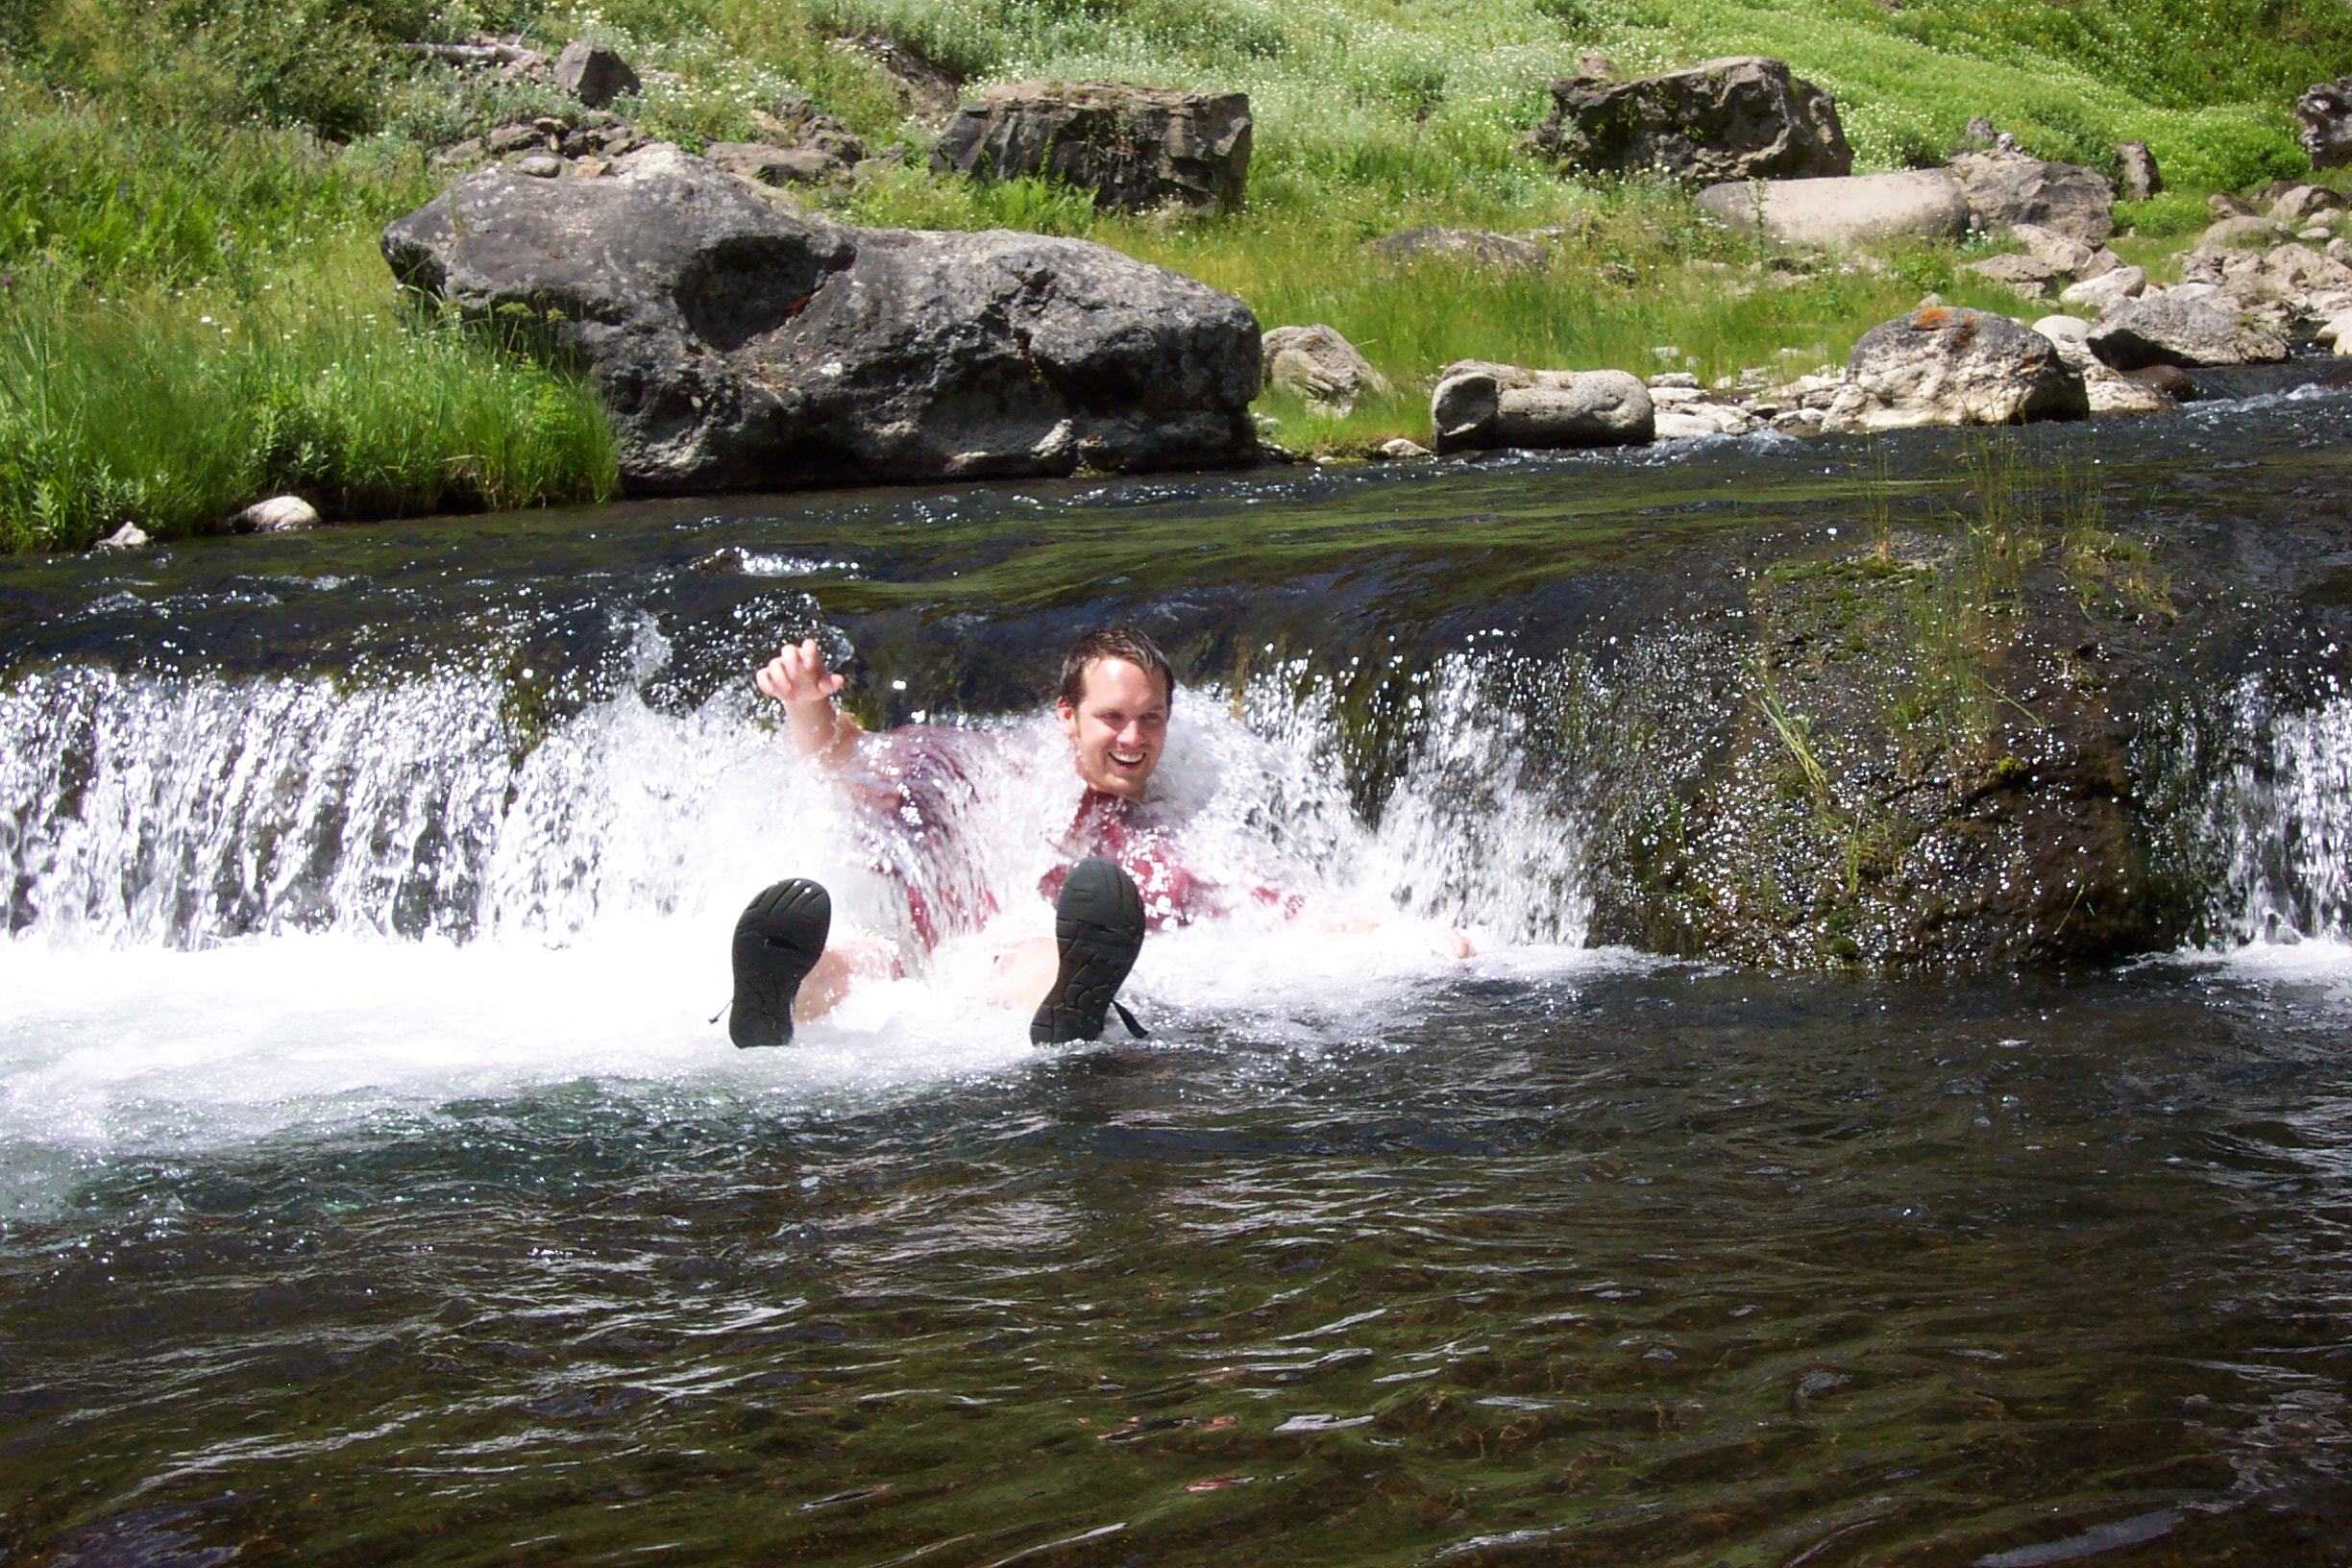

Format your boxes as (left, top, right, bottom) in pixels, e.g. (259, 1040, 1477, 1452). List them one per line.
(729, 879, 831, 1047)
(1031, 857, 1145, 1044)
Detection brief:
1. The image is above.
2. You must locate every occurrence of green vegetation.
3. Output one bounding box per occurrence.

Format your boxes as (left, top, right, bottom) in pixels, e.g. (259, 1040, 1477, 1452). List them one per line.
(3, 0, 2349, 549)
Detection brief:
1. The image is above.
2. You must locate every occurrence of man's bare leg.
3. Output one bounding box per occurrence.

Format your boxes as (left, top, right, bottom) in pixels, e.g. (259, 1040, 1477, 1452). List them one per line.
(989, 938, 1061, 1017)
(794, 940, 900, 1023)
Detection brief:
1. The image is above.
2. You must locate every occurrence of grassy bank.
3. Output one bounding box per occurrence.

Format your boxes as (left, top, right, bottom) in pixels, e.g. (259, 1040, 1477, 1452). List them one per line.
(2, 0, 2347, 549)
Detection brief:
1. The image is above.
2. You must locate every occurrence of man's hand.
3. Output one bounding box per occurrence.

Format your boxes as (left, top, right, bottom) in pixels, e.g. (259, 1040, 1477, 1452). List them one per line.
(757, 637, 862, 762)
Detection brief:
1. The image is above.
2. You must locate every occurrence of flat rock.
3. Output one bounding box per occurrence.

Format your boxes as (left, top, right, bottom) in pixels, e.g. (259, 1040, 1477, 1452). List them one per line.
(706, 140, 845, 188)
(1375, 437, 1433, 460)
(2060, 263, 2154, 314)
(380, 144, 1261, 492)
(1949, 151, 2114, 244)
(1822, 306, 2087, 431)
(1522, 55, 1851, 183)
(1968, 252, 2066, 296)
(2009, 222, 2102, 276)
(1363, 227, 1549, 272)
(2204, 215, 2293, 250)
(1261, 325, 1391, 413)
(1430, 360, 1654, 453)
(1693, 169, 1969, 251)
(932, 81, 1250, 212)
(2087, 289, 2291, 370)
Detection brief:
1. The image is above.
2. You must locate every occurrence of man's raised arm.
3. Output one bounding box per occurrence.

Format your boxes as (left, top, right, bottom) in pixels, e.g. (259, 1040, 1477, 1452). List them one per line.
(755, 637, 865, 765)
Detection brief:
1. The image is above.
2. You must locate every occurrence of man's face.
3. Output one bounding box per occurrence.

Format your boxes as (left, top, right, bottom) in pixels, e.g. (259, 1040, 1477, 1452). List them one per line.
(1058, 656, 1168, 800)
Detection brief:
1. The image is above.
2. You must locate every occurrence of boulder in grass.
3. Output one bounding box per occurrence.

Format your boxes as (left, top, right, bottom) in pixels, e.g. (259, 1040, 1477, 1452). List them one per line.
(2271, 184, 2341, 223)
(1819, 306, 2087, 432)
(1692, 169, 1969, 251)
(381, 144, 1262, 492)
(1430, 360, 1654, 453)
(1363, 227, 1550, 272)
(2059, 263, 2146, 317)
(1261, 325, 1391, 414)
(932, 81, 1251, 212)
(1948, 151, 2115, 244)
(1967, 252, 2066, 298)
(2086, 290, 2291, 371)
(553, 41, 640, 110)
(2117, 140, 2161, 203)
(2296, 78, 2352, 170)
(706, 140, 850, 189)
(1521, 56, 1851, 184)
(2203, 215, 2293, 251)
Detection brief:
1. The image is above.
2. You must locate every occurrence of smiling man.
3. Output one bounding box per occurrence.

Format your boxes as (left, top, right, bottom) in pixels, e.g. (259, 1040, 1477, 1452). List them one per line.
(727, 626, 1188, 1048)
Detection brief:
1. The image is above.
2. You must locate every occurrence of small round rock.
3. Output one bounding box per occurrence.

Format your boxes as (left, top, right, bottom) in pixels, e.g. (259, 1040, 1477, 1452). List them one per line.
(231, 494, 321, 533)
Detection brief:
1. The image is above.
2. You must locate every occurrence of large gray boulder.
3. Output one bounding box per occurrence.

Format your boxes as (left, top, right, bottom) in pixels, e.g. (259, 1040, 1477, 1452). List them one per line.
(1820, 306, 2087, 432)
(2297, 78, 2352, 169)
(1521, 56, 1851, 184)
(2086, 290, 2291, 370)
(1431, 360, 1654, 453)
(1261, 325, 1391, 413)
(1948, 151, 2114, 244)
(932, 81, 1250, 211)
(380, 145, 1261, 492)
(1693, 169, 1968, 250)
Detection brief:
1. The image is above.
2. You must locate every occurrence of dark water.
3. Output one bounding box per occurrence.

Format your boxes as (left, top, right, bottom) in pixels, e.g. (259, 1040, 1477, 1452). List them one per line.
(6, 396, 2352, 1566)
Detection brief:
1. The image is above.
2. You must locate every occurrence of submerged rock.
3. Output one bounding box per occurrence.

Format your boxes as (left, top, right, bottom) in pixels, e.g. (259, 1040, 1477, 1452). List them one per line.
(380, 144, 1262, 492)
(1580, 537, 2211, 970)
(1822, 307, 2087, 432)
(931, 81, 1251, 212)
(1522, 56, 1851, 183)
(1429, 361, 1654, 453)
(1693, 169, 1969, 251)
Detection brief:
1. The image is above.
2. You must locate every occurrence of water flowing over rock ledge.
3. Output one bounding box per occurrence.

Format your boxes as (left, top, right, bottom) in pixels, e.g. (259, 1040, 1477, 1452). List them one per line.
(7, 399, 2350, 975)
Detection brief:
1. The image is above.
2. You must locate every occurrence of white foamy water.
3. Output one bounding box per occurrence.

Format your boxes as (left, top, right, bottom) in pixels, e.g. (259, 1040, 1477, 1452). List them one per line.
(0, 643, 1606, 1191)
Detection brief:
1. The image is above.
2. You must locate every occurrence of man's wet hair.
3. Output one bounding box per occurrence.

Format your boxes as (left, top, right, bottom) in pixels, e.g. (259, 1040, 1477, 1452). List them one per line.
(1058, 626, 1176, 711)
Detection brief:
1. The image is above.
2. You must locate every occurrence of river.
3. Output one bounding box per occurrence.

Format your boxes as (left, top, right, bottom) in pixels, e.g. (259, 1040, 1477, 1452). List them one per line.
(3, 391, 2350, 1565)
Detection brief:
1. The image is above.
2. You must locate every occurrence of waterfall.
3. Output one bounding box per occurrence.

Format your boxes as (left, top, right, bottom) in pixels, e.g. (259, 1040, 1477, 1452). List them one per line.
(0, 638, 1597, 957)
(2203, 686, 2352, 946)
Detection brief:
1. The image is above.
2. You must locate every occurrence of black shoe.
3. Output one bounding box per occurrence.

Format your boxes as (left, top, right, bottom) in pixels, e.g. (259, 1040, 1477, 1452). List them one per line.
(729, 879, 831, 1047)
(1031, 857, 1146, 1044)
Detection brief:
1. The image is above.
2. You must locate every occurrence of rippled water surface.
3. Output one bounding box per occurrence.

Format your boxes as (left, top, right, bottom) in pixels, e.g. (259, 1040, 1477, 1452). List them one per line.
(7, 398, 2352, 1565)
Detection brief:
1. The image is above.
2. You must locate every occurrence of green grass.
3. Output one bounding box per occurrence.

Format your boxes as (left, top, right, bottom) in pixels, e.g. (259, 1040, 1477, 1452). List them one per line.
(0, 238, 616, 552)
(2, 0, 2348, 549)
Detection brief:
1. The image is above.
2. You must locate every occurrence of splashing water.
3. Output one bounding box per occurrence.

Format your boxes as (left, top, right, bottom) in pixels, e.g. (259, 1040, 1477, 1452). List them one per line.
(0, 640, 1603, 1179)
